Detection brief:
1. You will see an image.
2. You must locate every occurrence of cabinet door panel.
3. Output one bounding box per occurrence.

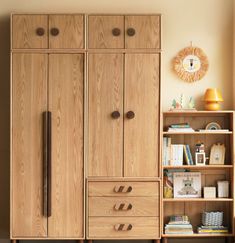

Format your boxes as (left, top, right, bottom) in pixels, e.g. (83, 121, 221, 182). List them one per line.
(88, 16, 124, 48)
(124, 54, 159, 177)
(12, 53, 47, 237)
(48, 54, 84, 237)
(12, 15, 48, 49)
(125, 15, 160, 49)
(49, 15, 84, 49)
(88, 53, 123, 177)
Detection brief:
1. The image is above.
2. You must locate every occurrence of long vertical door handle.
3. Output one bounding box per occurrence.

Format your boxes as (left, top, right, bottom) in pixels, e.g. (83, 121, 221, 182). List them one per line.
(47, 111, 52, 217)
(43, 112, 48, 217)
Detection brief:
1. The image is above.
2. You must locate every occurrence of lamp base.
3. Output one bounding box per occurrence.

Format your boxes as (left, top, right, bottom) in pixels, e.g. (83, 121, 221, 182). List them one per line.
(205, 102, 221, 111)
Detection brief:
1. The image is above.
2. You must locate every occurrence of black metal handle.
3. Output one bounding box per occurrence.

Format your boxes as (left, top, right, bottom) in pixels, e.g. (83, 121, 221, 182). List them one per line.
(43, 112, 48, 217)
(36, 27, 45, 36)
(112, 28, 121, 36)
(126, 111, 135, 119)
(111, 111, 121, 119)
(50, 28, 59, 36)
(47, 111, 52, 217)
(127, 28, 136, 36)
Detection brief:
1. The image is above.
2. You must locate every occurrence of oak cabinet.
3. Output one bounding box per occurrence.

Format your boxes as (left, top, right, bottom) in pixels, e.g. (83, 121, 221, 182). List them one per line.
(88, 53, 160, 177)
(11, 53, 84, 238)
(88, 15, 161, 49)
(12, 14, 84, 49)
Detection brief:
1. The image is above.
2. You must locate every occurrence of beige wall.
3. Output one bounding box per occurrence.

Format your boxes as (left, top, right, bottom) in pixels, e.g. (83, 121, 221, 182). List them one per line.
(0, 0, 233, 241)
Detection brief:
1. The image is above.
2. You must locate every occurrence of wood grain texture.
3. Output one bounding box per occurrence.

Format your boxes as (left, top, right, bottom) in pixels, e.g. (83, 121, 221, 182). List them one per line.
(124, 54, 160, 177)
(12, 53, 47, 237)
(88, 217, 160, 239)
(48, 54, 84, 237)
(49, 15, 84, 49)
(89, 196, 159, 216)
(88, 181, 159, 197)
(125, 15, 160, 49)
(12, 15, 48, 49)
(88, 16, 124, 49)
(88, 53, 123, 177)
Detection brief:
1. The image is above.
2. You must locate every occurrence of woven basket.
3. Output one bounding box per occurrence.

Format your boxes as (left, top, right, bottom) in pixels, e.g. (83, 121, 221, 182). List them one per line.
(202, 211, 223, 226)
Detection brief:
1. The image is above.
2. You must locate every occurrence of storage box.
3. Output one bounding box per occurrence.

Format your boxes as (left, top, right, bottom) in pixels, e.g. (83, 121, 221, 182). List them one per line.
(203, 187, 216, 198)
(217, 181, 229, 198)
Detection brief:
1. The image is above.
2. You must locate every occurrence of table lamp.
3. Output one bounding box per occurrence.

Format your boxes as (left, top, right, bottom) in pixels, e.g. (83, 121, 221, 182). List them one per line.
(204, 88, 223, 111)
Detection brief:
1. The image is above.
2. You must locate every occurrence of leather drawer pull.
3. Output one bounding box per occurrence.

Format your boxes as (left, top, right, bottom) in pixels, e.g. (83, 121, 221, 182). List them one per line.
(114, 203, 133, 211)
(114, 185, 132, 193)
(114, 224, 132, 231)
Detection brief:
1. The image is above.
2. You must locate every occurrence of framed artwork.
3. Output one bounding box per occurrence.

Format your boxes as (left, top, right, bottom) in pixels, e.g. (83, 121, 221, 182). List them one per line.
(195, 152, 206, 165)
(173, 172, 201, 198)
(209, 144, 225, 165)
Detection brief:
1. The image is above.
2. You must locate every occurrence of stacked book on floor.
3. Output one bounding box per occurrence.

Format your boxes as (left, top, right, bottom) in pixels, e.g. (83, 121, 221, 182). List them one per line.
(165, 215, 193, 235)
(197, 226, 228, 234)
(167, 123, 195, 133)
(162, 137, 194, 165)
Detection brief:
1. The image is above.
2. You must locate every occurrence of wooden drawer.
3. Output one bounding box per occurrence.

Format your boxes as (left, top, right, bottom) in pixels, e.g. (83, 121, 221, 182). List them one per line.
(88, 217, 160, 239)
(12, 14, 48, 49)
(89, 197, 159, 216)
(125, 15, 161, 49)
(88, 15, 124, 49)
(88, 181, 159, 197)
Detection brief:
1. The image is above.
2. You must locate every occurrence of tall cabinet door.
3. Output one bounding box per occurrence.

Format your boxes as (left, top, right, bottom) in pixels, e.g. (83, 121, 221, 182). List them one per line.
(124, 54, 160, 177)
(48, 54, 84, 237)
(88, 53, 123, 177)
(12, 53, 47, 237)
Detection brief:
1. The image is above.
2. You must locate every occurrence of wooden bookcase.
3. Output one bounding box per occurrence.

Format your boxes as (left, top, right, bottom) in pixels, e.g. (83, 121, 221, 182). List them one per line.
(161, 111, 234, 241)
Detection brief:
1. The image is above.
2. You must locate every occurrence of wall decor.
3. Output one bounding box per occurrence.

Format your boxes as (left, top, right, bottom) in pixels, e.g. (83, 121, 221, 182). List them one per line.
(172, 45, 209, 82)
(209, 143, 225, 165)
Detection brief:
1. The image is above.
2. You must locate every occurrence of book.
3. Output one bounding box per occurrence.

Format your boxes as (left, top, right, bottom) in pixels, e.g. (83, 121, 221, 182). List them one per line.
(168, 127, 195, 132)
(163, 137, 171, 166)
(165, 215, 193, 234)
(170, 123, 190, 128)
(168, 215, 189, 225)
(170, 144, 184, 166)
(183, 145, 190, 165)
(173, 172, 202, 198)
(186, 144, 194, 165)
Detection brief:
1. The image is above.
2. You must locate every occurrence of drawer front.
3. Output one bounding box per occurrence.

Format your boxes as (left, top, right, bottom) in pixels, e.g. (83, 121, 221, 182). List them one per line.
(125, 15, 160, 49)
(12, 15, 48, 49)
(88, 16, 124, 49)
(89, 197, 159, 216)
(89, 217, 160, 239)
(88, 181, 159, 197)
(49, 15, 84, 49)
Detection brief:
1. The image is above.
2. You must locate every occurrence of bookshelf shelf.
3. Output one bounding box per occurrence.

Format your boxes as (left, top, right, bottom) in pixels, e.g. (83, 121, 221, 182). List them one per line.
(162, 233, 233, 238)
(163, 131, 233, 135)
(163, 165, 233, 169)
(163, 198, 233, 202)
(161, 111, 234, 239)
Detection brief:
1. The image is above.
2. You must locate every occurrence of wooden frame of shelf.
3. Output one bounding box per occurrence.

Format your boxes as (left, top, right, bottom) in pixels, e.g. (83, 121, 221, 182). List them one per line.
(161, 111, 235, 239)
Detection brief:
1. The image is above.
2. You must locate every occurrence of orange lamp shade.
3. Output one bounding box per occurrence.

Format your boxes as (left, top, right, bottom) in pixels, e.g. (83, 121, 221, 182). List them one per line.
(204, 88, 223, 111)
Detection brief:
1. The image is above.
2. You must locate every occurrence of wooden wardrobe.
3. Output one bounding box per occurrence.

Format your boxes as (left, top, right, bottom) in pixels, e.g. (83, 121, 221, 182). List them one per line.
(11, 13, 161, 240)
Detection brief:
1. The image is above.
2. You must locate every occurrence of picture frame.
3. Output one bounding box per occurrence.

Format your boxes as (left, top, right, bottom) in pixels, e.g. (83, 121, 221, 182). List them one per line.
(195, 152, 206, 165)
(209, 144, 225, 165)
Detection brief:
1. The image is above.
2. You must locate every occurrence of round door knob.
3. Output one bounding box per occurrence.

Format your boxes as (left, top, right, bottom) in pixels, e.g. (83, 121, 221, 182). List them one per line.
(36, 27, 45, 36)
(50, 28, 60, 36)
(127, 28, 136, 36)
(111, 111, 121, 119)
(112, 28, 121, 36)
(126, 111, 135, 119)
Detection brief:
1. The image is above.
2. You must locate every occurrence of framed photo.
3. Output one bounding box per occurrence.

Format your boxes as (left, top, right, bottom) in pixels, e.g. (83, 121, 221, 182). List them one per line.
(209, 144, 225, 165)
(173, 172, 201, 198)
(195, 152, 206, 165)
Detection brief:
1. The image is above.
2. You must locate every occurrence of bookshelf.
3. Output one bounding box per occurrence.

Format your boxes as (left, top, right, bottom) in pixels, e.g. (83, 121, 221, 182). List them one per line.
(161, 111, 234, 241)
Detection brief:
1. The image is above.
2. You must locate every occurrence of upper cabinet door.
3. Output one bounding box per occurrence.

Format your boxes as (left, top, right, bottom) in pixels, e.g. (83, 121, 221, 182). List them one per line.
(48, 54, 84, 237)
(88, 53, 123, 176)
(124, 54, 160, 177)
(88, 16, 124, 48)
(125, 15, 161, 49)
(12, 15, 48, 49)
(49, 15, 84, 49)
(12, 53, 47, 237)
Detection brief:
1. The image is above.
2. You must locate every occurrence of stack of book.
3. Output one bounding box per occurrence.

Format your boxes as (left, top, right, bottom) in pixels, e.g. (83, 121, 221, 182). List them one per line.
(165, 215, 193, 235)
(168, 123, 195, 133)
(197, 226, 228, 234)
(162, 138, 194, 165)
